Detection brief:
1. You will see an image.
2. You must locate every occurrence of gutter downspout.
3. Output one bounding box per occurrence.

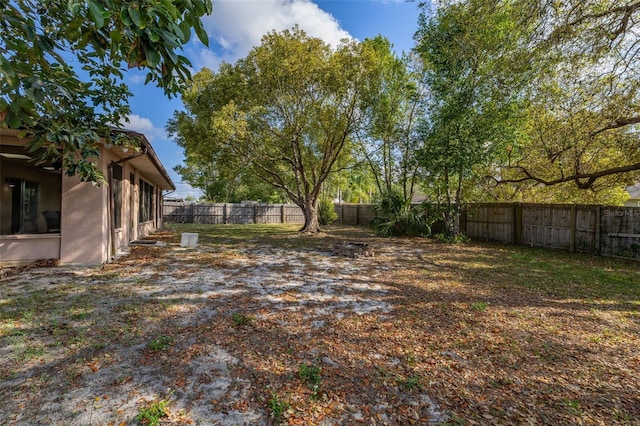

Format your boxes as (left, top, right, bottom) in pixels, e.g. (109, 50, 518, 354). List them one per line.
(107, 146, 148, 262)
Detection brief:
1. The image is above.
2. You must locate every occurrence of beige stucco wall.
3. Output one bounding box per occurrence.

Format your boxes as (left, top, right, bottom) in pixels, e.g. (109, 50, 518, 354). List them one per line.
(0, 234, 61, 264)
(57, 148, 163, 264)
(104, 160, 163, 255)
(59, 153, 109, 265)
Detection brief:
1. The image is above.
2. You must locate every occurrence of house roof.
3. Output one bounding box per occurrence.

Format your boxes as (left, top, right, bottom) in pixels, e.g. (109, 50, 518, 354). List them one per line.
(111, 129, 175, 191)
(0, 127, 175, 191)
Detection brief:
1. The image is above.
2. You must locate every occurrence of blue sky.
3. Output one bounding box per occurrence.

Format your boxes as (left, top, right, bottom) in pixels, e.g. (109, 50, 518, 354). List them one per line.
(123, 0, 424, 198)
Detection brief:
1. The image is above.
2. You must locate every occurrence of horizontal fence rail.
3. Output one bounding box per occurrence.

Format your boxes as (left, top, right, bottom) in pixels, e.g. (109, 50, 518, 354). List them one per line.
(163, 200, 640, 260)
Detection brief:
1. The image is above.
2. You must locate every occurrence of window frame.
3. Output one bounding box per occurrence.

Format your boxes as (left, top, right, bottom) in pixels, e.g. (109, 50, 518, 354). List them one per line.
(138, 178, 154, 223)
(113, 164, 123, 228)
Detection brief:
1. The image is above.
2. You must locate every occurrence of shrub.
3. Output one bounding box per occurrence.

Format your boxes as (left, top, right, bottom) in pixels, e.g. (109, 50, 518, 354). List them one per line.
(136, 399, 170, 426)
(318, 197, 338, 225)
(371, 190, 431, 237)
(298, 362, 322, 396)
(147, 335, 172, 352)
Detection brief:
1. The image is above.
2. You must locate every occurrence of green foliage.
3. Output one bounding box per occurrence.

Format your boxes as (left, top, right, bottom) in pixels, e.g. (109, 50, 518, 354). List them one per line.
(471, 302, 488, 312)
(136, 398, 170, 426)
(298, 362, 322, 396)
(396, 375, 423, 391)
(173, 162, 286, 203)
(0, 0, 212, 182)
(267, 392, 290, 423)
(440, 412, 466, 426)
(147, 335, 172, 352)
(318, 198, 337, 225)
(417, 0, 640, 198)
(169, 27, 387, 232)
(497, 0, 640, 189)
(433, 231, 470, 244)
(371, 190, 431, 237)
(356, 37, 426, 201)
(231, 312, 253, 327)
(415, 0, 528, 232)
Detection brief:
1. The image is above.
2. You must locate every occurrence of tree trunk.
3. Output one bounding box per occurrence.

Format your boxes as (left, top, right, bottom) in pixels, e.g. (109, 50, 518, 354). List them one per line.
(300, 196, 321, 233)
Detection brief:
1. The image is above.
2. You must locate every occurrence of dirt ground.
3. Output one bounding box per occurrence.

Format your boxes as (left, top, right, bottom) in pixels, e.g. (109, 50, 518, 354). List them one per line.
(0, 224, 638, 425)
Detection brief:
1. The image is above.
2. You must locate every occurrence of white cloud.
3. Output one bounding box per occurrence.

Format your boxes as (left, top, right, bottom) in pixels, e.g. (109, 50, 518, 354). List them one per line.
(121, 114, 166, 141)
(128, 74, 146, 84)
(169, 181, 205, 200)
(189, 0, 352, 71)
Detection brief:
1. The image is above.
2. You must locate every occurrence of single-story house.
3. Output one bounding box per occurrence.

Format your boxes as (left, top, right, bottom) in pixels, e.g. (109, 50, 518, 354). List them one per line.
(0, 128, 175, 265)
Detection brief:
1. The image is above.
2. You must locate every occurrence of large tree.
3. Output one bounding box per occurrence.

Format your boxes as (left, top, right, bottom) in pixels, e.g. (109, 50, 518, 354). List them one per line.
(487, 0, 640, 192)
(0, 0, 212, 182)
(356, 37, 426, 203)
(415, 0, 530, 234)
(415, 0, 640, 213)
(170, 27, 370, 232)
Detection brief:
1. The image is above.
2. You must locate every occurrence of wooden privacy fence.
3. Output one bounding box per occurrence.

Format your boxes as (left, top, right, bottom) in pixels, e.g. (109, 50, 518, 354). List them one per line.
(164, 200, 640, 259)
(164, 202, 379, 226)
(163, 202, 305, 224)
(335, 204, 377, 226)
(464, 203, 640, 259)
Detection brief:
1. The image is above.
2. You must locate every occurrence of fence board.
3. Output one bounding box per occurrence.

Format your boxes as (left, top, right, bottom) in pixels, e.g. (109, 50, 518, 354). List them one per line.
(336, 204, 376, 226)
(600, 207, 640, 258)
(466, 204, 514, 243)
(522, 204, 572, 250)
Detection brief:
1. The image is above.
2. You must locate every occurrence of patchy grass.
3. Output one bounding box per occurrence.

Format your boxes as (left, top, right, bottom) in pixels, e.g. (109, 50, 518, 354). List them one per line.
(231, 312, 254, 327)
(136, 398, 170, 426)
(0, 224, 638, 425)
(266, 392, 290, 423)
(146, 335, 172, 352)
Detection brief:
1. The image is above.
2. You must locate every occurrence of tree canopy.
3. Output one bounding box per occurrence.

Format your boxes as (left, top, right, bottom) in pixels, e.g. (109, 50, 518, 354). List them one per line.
(482, 0, 640, 193)
(170, 27, 383, 232)
(414, 0, 530, 232)
(0, 0, 212, 181)
(410, 0, 640, 214)
(356, 37, 426, 204)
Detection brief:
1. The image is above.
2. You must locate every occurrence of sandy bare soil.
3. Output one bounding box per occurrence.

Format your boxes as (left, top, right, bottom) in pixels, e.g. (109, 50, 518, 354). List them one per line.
(0, 226, 445, 425)
(1, 224, 639, 425)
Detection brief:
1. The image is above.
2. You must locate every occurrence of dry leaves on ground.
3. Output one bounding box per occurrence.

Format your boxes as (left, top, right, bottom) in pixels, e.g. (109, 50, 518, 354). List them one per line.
(0, 224, 639, 425)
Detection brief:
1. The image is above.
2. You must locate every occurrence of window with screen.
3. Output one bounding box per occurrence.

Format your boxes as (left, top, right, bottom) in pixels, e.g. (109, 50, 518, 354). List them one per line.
(113, 164, 123, 228)
(139, 179, 154, 222)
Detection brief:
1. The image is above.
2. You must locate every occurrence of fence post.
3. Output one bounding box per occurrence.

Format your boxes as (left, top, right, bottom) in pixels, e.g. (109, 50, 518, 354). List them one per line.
(356, 204, 361, 226)
(340, 204, 344, 224)
(570, 204, 577, 253)
(595, 206, 601, 255)
(223, 203, 227, 224)
(460, 208, 467, 235)
(253, 204, 258, 224)
(514, 203, 523, 245)
(190, 203, 195, 224)
(281, 205, 285, 224)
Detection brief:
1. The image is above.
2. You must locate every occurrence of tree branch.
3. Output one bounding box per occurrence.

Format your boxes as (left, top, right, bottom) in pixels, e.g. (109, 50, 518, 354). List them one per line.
(494, 161, 640, 189)
(565, 2, 640, 38)
(590, 115, 640, 137)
